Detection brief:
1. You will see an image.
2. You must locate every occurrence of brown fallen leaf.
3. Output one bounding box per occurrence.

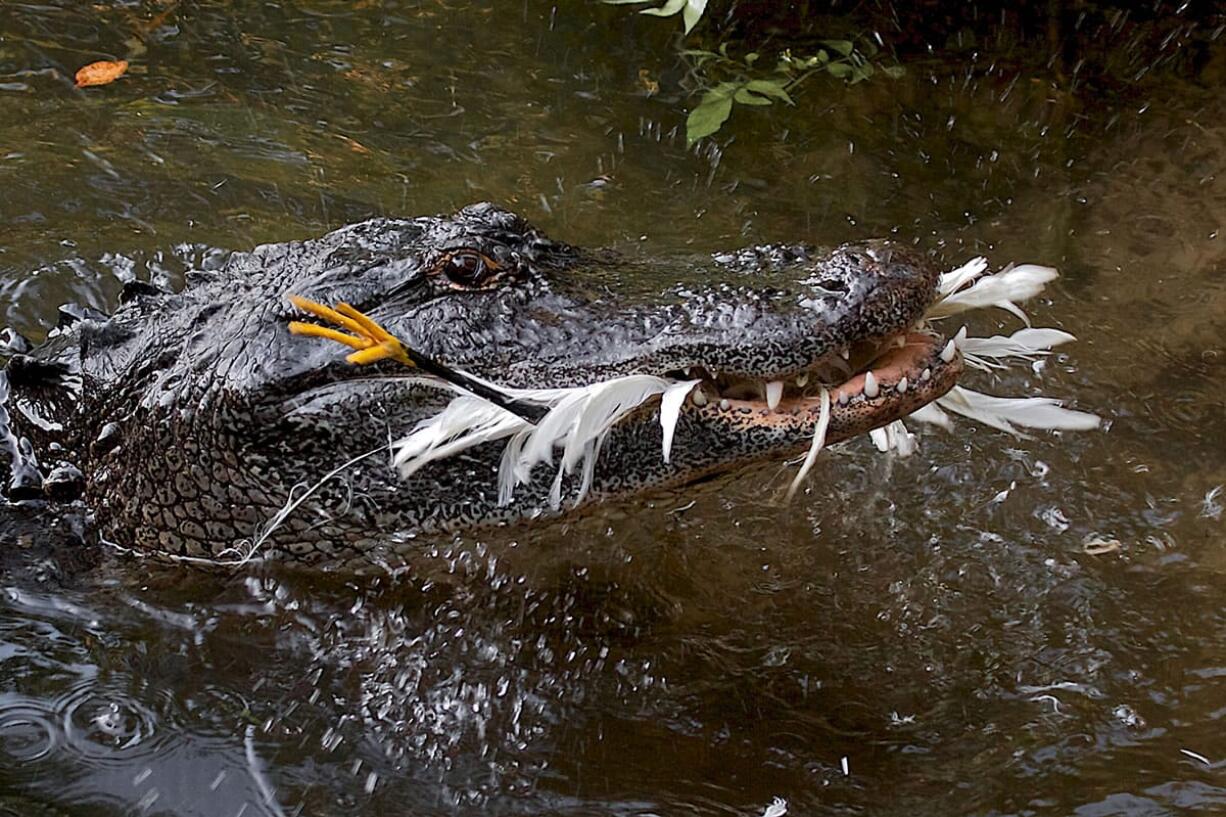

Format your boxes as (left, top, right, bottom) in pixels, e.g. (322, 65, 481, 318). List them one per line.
(75, 60, 129, 88)
(333, 134, 371, 154)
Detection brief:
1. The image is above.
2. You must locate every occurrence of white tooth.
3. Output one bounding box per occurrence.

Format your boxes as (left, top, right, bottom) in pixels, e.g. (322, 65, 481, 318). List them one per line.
(766, 380, 783, 411)
(940, 340, 956, 363)
(683, 366, 692, 376)
(864, 371, 879, 399)
(692, 389, 708, 406)
(795, 372, 809, 387)
(955, 326, 968, 345)
(719, 398, 730, 411)
(839, 347, 850, 360)
(921, 367, 931, 381)
(897, 376, 908, 394)
(895, 336, 906, 348)
(838, 391, 850, 405)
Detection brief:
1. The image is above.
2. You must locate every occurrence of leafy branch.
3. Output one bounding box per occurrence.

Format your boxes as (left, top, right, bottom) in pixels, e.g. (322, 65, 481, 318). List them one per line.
(603, 2, 904, 147)
(682, 41, 903, 145)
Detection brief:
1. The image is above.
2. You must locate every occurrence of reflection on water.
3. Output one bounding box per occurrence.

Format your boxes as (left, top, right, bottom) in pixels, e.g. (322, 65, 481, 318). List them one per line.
(2, 1, 1225, 814)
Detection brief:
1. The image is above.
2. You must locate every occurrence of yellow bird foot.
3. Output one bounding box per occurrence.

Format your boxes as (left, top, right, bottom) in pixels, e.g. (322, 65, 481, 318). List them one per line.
(286, 295, 415, 368)
(286, 294, 546, 424)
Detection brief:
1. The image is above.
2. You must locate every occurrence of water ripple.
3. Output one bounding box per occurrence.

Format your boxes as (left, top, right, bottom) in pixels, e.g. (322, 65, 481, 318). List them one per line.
(58, 681, 161, 762)
(0, 683, 172, 773)
(0, 702, 57, 763)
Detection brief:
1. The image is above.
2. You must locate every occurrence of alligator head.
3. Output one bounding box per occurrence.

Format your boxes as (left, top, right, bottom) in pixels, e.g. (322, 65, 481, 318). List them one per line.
(1, 203, 965, 564)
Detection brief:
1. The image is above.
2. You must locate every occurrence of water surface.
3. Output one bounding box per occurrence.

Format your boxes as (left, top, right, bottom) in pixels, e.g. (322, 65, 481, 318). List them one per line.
(1, 2, 1224, 815)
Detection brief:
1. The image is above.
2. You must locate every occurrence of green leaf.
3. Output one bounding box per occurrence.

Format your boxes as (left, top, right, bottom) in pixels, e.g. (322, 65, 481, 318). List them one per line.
(733, 87, 773, 106)
(744, 78, 793, 104)
(681, 0, 707, 33)
(826, 62, 852, 79)
(882, 65, 905, 79)
(679, 48, 718, 66)
(687, 90, 734, 145)
(640, 0, 686, 17)
(820, 39, 854, 57)
(744, 51, 759, 66)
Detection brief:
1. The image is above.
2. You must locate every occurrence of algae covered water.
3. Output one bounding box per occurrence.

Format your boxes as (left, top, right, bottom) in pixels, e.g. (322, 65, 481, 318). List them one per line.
(1, 2, 1225, 814)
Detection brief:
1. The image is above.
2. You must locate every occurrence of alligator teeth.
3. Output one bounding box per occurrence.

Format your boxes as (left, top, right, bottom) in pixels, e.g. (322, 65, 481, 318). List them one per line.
(955, 325, 968, 345)
(719, 398, 730, 411)
(895, 336, 906, 348)
(692, 389, 708, 407)
(839, 347, 850, 360)
(940, 340, 957, 363)
(765, 380, 783, 411)
(683, 366, 693, 376)
(864, 371, 879, 399)
(897, 376, 908, 394)
(795, 372, 809, 387)
(838, 390, 850, 405)
(921, 367, 931, 381)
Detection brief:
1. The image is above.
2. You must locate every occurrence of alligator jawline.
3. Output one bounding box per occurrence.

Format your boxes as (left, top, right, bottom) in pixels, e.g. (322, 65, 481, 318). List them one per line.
(659, 330, 961, 440)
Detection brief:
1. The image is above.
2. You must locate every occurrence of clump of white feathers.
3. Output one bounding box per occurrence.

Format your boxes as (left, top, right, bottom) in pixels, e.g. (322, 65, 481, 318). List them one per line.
(390, 257, 1099, 507)
(868, 259, 1099, 456)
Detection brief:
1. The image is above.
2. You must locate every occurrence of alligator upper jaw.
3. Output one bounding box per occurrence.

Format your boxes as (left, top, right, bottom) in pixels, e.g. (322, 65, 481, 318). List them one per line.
(666, 330, 963, 444)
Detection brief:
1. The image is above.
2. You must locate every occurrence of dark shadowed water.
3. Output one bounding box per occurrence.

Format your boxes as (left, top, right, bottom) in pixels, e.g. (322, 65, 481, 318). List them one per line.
(2, 2, 1225, 815)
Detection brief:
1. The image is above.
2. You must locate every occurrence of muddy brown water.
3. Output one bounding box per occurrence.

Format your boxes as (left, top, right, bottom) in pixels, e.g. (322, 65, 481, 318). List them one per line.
(1, 2, 1224, 815)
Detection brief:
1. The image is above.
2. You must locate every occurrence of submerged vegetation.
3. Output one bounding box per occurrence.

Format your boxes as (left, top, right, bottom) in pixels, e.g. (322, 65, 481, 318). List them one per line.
(605, 0, 904, 144)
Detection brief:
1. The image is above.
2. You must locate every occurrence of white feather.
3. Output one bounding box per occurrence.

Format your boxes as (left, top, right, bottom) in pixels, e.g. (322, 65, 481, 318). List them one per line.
(786, 387, 830, 499)
(937, 256, 989, 298)
(660, 379, 701, 463)
(935, 386, 1100, 436)
(496, 429, 531, 506)
(908, 401, 953, 431)
(891, 420, 917, 456)
(959, 327, 1077, 371)
(576, 436, 605, 502)
(869, 419, 916, 456)
(761, 798, 789, 817)
(391, 374, 697, 508)
(560, 377, 681, 473)
(517, 391, 588, 474)
(392, 396, 530, 479)
(926, 263, 1058, 325)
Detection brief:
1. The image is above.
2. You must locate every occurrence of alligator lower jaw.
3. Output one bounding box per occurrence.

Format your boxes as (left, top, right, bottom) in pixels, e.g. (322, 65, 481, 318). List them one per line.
(680, 331, 963, 443)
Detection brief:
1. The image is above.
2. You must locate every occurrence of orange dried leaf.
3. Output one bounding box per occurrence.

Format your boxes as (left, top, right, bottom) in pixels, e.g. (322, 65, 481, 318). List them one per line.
(334, 134, 372, 154)
(75, 60, 129, 88)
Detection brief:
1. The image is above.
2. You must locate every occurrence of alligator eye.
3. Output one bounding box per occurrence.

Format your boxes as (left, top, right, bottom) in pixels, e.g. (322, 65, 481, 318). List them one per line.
(441, 251, 499, 288)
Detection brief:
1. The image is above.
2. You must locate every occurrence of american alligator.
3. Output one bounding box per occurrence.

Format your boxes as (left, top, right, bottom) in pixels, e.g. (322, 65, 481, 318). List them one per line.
(0, 203, 972, 564)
